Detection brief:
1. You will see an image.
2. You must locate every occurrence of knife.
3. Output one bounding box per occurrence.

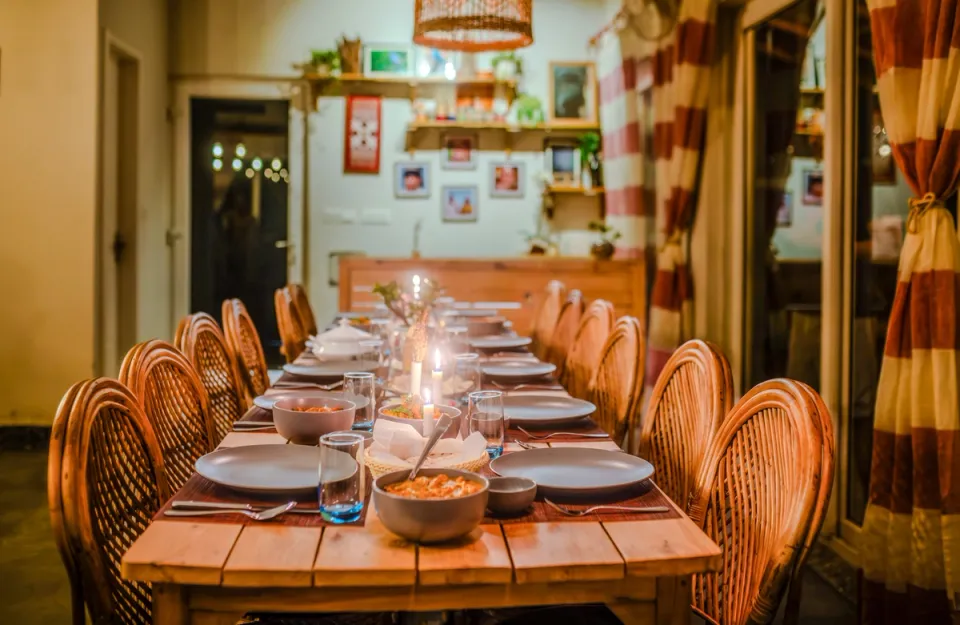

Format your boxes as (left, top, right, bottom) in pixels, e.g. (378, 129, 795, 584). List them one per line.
(171, 500, 323, 514)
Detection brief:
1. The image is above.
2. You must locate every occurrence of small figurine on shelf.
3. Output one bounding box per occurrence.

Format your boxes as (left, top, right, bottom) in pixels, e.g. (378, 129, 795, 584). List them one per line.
(588, 220, 622, 261)
(337, 35, 362, 75)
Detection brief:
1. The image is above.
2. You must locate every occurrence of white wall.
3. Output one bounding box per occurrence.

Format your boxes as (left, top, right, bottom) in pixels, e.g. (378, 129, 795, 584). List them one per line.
(0, 0, 99, 425)
(171, 0, 610, 322)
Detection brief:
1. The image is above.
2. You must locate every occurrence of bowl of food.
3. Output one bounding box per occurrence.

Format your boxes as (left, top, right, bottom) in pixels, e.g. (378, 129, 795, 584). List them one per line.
(486, 476, 537, 516)
(373, 468, 489, 543)
(273, 397, 356, 444)
(377, 400, 462, 438)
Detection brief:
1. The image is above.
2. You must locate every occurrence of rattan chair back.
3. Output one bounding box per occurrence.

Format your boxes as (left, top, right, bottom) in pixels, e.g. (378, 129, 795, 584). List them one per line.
(289, 283, 318, 337)
(589, 316, 644, 449)
(561, 299, 615, 400)
(275, 286, 308, 363)
(222, 298, 270, 400)
(530, 280, 565, 359)
(545, 290, 584, 376)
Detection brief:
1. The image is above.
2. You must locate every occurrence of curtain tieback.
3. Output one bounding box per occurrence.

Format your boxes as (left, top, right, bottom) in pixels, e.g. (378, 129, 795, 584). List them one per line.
(907, 192, 945, 233)
(658, 230, 684, 253)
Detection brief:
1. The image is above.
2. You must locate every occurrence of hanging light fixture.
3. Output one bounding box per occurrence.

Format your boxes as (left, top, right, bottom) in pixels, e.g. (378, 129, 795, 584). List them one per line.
(413, 0, 533, 52)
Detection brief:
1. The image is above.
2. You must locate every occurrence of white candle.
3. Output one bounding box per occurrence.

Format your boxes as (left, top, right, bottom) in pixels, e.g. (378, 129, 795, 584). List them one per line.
(410, 360, 423, 400)
(422, 388, 435, 437)
(432, 348, 443, 406)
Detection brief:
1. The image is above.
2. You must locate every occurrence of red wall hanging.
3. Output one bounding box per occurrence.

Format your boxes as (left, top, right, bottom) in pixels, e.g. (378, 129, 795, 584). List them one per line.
(344, 95, 382, 174)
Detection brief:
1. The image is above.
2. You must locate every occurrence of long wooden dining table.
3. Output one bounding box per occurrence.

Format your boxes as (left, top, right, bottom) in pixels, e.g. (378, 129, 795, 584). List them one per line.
(122, 343, 721, 625)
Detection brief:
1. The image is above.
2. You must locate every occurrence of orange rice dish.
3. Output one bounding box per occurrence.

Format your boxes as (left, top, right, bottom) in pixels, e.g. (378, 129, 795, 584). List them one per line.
(292, 405, 338, 413)
(384, 475, 483, 499)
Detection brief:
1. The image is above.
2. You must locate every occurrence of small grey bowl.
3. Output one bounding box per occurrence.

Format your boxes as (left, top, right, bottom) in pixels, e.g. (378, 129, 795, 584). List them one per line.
(373, 468, 489, 544)
(273, 396, 356, 445)
(486, 476, 537, 516)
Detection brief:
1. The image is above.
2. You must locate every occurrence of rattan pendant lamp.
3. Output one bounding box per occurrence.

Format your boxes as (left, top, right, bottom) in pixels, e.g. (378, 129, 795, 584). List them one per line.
(413, 0, 533, 52)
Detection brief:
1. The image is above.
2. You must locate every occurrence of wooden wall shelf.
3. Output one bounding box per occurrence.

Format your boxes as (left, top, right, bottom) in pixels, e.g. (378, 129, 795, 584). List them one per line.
(407, 121, 601, 133)
(546, 185, 605, 196)
(305, 72, 517, 89)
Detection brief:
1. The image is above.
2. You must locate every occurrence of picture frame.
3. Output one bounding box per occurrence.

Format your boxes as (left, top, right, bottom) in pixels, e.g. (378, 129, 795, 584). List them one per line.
(776, 191, 793, 227)
(441, 133, 477, 170)
(363, 43, 413, 77)
(802, 170, 824, 205)
(343, 95, 381, 174)
(394, 161, 430, 198)
(441, 186, 479, 222)
(548, 61, 598, 125)
(414, 47, 460, 79)
(490, 161, 526, 198)
(543, 140, 580, 184)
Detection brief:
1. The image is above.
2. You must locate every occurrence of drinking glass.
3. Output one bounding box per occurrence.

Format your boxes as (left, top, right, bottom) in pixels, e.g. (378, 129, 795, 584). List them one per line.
(468, 390, 505, 459)
(359, 339, 385, 372)
(445, 325, 469, 355)
(343, 371, 376, 430)
(453, 353, 481, 401)
(318, 432, 365, 523)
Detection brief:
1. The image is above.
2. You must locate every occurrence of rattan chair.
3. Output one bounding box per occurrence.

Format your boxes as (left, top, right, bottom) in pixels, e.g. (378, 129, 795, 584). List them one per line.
(49, 378, 170, 625)
(120, 339, 216, 492)
(275, 286, 308, 363)
(588, 316, 644, 450)
(175, 312, 246, 444)
(544, 290, 584, 377)
(530, 280, 565, 359)
(688, 379, 835, 625)
(639, 339, 734, 511)
(222, 298, 270, 401)
(561, 299, 615, 400)
(289, 283, 318, 337)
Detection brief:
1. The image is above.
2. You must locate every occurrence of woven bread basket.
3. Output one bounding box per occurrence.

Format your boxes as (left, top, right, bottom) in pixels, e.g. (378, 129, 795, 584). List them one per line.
(364, 447, 489, 478)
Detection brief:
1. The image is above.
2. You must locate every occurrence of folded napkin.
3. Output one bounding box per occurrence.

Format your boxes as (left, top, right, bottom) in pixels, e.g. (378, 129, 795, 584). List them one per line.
(369, 419, 487, 468)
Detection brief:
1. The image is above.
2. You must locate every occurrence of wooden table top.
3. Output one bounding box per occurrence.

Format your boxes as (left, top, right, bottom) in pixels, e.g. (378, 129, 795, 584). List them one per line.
(121, 362, 720, 596)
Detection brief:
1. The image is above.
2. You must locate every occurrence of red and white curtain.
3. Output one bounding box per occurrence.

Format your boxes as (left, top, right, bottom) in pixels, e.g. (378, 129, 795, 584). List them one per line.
(859, 1, 960, 622)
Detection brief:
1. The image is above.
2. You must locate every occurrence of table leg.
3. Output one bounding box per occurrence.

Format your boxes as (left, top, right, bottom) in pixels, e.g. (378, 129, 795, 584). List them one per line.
(607, 600, 656, 624)
(153, 583, 188, 625)
(654, 576, 692, 625)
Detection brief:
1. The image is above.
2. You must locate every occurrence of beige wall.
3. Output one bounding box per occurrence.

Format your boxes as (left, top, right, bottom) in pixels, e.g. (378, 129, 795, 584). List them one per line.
(0, 0, 99, 425)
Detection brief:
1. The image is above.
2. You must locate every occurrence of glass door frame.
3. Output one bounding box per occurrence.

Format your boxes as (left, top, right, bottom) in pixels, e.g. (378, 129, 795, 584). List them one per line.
(737, 0, 859, 561)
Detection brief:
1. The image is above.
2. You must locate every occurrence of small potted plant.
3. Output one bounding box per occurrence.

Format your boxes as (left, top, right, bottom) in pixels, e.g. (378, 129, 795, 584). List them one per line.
(579, 132, 602, 188)
(491, 51, 523, 81)
(309, 49, 341, 76)
(514, 93, 544, 126)
(588, 220, 621, 260)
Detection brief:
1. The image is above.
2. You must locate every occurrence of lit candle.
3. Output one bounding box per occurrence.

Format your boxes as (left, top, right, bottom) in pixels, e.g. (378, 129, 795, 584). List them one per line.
(422, 387, 435, 437)
(432, 348, 443, 407)
(412, 274, 421, 300)
(410, 359, 423, 401)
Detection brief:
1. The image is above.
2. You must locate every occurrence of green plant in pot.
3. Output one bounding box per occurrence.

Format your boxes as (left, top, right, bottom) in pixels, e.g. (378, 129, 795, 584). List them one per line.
(515, 93, 544, 126)
(588, 220, 621, 260)
(310, 49, 341, 75)
(491, 51, 523, 81)
(579, 132, 603, 187)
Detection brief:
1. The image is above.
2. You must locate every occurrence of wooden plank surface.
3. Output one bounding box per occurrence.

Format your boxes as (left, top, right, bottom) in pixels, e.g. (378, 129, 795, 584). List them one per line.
(122, 521, 242, 585)
(222, 526, 322, 587)
(604, 517, 723, 577)
(313, 511, 416, 586)
(417, 525, 513, 586)
(503, 522, 625, 583)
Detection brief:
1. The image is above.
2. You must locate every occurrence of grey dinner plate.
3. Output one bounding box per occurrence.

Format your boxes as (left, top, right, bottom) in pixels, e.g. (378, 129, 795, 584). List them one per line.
(282, 361, 377, 379)
(490, 447, 655, 497)
(195, 444, 356, 494)
(481, 360, 556, 379)
(502, 394, 596, 425)
(469, 335, 532, 349)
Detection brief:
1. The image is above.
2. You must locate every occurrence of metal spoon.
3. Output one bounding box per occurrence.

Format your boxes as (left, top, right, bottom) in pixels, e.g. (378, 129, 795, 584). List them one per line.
(171, 501, 322, 515)
(163, 501, 296, 521)
(407, 414, 452, 480)
(272, 380, 344, 390)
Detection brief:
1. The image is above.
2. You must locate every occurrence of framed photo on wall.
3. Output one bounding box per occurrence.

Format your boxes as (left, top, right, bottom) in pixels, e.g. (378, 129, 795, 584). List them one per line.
(543, 139, 580, 184)
(441, 134, 477, 170)
(802, 170, 824, 205)
(490, 161, 525, 198)
(776, 191, 793, 226)
(442, 186, 479, 222)
(548, 61, 598, 125)
(395, 161, 430, 198)
(343, 95, 381, 174)
(363, 44, 412, 77)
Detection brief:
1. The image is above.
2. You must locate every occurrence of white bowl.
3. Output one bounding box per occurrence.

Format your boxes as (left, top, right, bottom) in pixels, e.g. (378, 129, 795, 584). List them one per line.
(377, 403, 462, 439)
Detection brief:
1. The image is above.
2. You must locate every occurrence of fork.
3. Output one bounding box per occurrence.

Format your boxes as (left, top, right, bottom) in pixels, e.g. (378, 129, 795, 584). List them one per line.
(171, 501, 322, 515)
(512, 439, 538, 450)
(491, 381, 563, 391)
(544, 499, 670, 516)
(164, 501, 296, 521)
(516, 426, 609, 440)
(272, 380, 343, 390)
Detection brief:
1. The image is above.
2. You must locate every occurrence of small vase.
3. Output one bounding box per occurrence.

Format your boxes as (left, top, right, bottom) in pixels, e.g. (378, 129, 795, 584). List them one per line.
(494, 60, 517, 81)
(590, 241, 615, 261)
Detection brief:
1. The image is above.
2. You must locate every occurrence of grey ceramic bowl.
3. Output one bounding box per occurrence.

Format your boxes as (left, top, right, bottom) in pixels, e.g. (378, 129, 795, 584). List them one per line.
(376, 403, 462, 439)
(373, 468, 489, 544)
(272, 396, 356, 445)
(486, 476, 537, 515)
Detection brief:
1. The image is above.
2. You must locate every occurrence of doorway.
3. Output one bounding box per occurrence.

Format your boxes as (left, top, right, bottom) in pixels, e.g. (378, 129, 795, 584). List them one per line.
(188, 98, 290, 365)
(98, 35, 140, 376)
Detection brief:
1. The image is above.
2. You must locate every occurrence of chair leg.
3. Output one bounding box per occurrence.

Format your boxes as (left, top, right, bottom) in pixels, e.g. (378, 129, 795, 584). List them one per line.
(783, 568, 804, 625)
(69, 573, 85, 625)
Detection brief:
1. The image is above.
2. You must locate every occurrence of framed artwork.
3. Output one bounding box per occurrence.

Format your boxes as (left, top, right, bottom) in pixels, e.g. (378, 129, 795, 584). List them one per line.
(395, 161, 430, 198)
(776, 191, 793, 226)
(548, 61, 598, 125)
(802, 169, 824, 205)
(442, 186, 479, 222)
(363, 44, 412, 77)
(544, 140, 580, 184)
(414, 47, 460, 78)
(490, 161, 525, 198)
(441, 134, 477, 170)
(343, 95, 381, 174)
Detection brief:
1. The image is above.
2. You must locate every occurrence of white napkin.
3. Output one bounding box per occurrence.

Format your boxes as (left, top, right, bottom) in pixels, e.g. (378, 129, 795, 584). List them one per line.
(370, 419, 488, 468)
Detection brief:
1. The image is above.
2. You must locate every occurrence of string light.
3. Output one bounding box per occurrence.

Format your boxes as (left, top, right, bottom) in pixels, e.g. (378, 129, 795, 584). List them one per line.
(212, 143, 224, 157)
(235, 143, 247, 158)
(252, 157, 263, 171)
(245, 168, 255, 179)
(265, 168, 274, 177)
(271, 158, 282, 170)
(212, 158, 223, 171)
(231, 158, 243, 171)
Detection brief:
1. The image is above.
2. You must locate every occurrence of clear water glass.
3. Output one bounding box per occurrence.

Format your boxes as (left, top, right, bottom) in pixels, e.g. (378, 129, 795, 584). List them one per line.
(453, 353, 481, 401)
(343, 371, 376, 430)
(468, 390, 505, 459)
(318, 432, 365, 523)
(359, 339, 385, 372)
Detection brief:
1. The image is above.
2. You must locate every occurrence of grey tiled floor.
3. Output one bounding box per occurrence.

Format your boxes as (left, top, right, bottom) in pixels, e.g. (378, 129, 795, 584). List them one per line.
(0, 448, 855, 624)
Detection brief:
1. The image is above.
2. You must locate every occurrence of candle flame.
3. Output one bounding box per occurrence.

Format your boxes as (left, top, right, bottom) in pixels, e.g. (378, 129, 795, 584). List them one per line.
(423, 387, 432, 404)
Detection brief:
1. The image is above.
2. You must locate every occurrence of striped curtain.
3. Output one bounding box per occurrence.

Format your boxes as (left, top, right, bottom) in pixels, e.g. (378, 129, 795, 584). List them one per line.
(645, 0, 719, 391)
(859, 1, 960, 622)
